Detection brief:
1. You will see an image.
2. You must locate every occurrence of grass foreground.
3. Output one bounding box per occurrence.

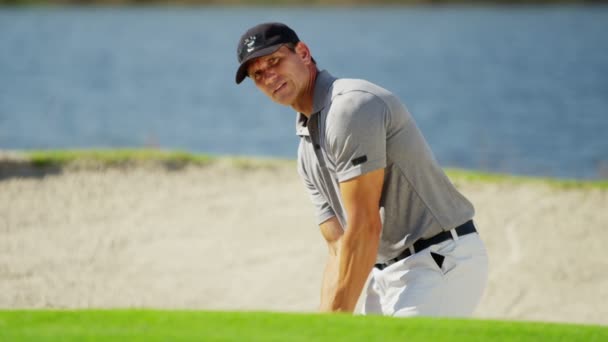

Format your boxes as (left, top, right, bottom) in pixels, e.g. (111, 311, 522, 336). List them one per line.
(0, 310, 607, 341)
(1, 148, 606, 189)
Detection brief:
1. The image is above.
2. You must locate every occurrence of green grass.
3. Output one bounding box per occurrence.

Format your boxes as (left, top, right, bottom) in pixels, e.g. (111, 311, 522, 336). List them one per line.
(23, 148, 295, 170)
(445, 168, 608, 190)
(26, 148, 214, 167)
(5, 148, 606, 189)
(0, 310, 606, 341)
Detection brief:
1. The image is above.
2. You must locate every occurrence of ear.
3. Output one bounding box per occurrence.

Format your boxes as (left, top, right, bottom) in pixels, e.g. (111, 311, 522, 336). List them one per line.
(294, 42, 312, 64)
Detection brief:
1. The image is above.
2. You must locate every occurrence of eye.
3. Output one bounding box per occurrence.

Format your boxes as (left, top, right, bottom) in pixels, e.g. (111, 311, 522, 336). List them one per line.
(252, 70, 262, 81)
(268, 57, 279, 66)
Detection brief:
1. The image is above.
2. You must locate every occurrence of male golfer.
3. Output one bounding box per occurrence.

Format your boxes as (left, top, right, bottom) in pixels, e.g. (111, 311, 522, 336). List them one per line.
(235, 22, 488, 316)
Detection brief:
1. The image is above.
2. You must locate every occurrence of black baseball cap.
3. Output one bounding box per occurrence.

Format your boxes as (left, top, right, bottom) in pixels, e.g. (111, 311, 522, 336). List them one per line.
(235, 22, 300, 84)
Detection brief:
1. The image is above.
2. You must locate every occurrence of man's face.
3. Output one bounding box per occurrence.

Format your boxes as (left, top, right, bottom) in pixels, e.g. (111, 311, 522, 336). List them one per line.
(246, 45, 310, 106)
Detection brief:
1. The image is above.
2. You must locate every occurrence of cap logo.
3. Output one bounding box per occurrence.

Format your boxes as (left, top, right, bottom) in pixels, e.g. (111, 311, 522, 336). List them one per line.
(244, 35, 257, 53)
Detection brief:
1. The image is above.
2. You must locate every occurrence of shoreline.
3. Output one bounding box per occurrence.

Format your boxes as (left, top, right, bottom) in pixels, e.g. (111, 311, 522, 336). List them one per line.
(1, 149, 606, 188)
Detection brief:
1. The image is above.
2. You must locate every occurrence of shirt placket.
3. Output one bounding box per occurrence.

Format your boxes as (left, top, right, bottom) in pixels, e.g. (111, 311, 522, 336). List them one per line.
(307, 113, 327, 168)
(308, 112, 348, 229)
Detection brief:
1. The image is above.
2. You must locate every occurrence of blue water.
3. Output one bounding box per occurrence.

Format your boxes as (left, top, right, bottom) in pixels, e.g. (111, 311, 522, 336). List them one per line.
(1, 6, 607, 179)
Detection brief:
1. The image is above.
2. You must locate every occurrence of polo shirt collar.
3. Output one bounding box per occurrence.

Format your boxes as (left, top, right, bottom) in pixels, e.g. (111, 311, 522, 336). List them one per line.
(295, 69, 337, 137)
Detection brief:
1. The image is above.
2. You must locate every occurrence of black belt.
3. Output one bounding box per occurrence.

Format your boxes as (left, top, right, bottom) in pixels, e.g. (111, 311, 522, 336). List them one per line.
(374, 220, 477, 270)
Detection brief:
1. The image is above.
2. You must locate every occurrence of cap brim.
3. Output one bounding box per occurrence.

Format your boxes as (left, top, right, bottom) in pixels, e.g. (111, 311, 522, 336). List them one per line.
(235, 44, 284, 84)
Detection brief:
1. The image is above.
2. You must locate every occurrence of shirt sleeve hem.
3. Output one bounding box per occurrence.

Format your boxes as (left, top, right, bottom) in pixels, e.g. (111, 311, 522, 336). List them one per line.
(336, 159, 386, 183)
(317, 210, 336, 226)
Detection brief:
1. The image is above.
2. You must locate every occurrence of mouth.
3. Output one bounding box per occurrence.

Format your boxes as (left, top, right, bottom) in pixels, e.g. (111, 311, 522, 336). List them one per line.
(272, 82, 286, 95)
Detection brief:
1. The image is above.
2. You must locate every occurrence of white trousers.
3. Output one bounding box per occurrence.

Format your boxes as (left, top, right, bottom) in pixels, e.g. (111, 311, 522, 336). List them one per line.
(362, 232, 488, 317)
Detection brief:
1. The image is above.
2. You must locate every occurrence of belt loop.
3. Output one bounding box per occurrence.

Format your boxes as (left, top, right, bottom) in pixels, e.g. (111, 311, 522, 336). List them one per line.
(450, 228, 459, 241)
(408, 246, 415, 255)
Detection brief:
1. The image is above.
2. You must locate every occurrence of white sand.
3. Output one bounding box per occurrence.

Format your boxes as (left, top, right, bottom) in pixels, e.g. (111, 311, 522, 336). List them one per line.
(1, 162, 606, 325)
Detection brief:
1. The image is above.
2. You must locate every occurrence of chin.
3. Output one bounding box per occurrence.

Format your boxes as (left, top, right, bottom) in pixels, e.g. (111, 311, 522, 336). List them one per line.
(272, 94, 295, 107)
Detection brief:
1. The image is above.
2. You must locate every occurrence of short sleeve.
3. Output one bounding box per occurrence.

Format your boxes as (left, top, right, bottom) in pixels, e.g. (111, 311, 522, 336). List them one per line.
(325, 91, 388, 182)
(297, 151, 336, 225)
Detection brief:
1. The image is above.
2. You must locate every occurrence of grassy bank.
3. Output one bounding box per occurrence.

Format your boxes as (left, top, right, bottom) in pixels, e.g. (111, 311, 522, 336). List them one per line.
(23, 148, 293, 169)
(445, 167, 608, 190)
(0, 310, 607, 341)
(27, 148, 215, 167)
(1, 148, 606, 189)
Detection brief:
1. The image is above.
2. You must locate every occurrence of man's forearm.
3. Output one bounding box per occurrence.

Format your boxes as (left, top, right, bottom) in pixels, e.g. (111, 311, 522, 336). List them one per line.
(320, 253, 339, 312)
(318, 216, 344, 312)
(330, 221, 380, 312)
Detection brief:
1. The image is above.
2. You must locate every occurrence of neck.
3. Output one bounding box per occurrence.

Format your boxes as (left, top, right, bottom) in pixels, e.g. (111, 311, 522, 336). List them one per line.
(291, 67, 318, 117)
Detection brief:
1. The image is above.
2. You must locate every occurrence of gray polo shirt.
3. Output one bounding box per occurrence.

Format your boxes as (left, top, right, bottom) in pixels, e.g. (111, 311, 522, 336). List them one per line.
(296, 70, 475, 263)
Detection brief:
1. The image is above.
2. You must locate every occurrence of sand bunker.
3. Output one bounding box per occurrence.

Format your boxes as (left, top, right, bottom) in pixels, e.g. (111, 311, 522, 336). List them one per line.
(1, 162, 606, 325)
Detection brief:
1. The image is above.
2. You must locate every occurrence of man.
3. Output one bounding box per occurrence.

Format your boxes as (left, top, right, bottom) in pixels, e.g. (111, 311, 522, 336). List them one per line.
(235, 22, 488, 317)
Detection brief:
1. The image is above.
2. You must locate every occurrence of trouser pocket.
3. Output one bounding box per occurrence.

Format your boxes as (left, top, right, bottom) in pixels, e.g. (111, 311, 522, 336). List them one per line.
(430, 252, 445, 269)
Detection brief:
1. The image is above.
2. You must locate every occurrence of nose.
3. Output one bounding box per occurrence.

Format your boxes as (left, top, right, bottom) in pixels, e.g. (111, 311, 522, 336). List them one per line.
(262, 68, 278, 87)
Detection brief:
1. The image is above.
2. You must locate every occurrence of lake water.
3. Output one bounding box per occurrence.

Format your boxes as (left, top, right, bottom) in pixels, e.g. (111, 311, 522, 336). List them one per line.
(1, 6, 607, 179)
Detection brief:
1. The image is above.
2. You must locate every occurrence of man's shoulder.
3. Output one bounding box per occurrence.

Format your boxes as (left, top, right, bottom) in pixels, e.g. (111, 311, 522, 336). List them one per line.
(331, 78, 392, 100)
(325, 78, 393, 119)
